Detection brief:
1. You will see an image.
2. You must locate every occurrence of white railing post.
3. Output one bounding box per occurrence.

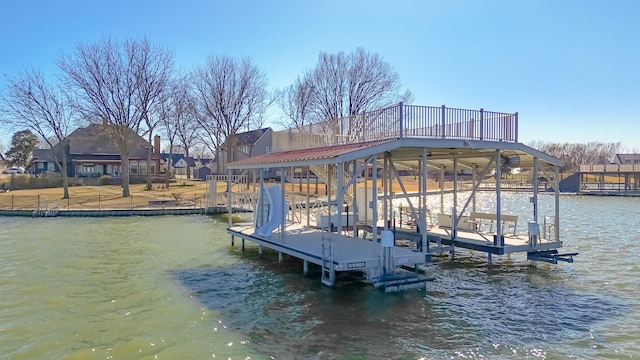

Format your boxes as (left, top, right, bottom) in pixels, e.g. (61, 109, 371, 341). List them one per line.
(479, 108, 484, 140)
(441, 105, 446, 139)
(514, 112, 519, 142)
(399, 102, 404, 138)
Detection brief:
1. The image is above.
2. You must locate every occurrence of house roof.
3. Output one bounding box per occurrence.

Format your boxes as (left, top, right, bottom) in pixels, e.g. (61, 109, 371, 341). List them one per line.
(31, 148, 55, 162)
(235, 128, 270, 146)
(160, 153, 184, 165)
(66, 124, 153, 159)
(615, 153, 640, 163)
(180, 156, 197, 167)
(160, 153, 197, 167)
(199, 158, 214, 165)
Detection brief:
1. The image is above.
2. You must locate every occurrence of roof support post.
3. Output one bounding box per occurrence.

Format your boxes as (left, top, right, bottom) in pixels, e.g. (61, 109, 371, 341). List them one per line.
(327, 165, 332, 232)
(554, 165, 560, 241)
(351, 160, 358, 236)
(421, 147, 429, 253)
(257, 168, 265, 231)
(383, 153, 389, 230)
(306, 166, 311, 227)
(372, 155, 378, 243)
(227, 168, 233, 230)
(495, 150, 503, 246)
(336, 162, 344, 234)
(533, 157, 539, 223)
(452, 157, 458, 240)
(453, 157, 458, 218)
(280, 167, 286, 243)
(290, 167, 294, 222)
(439, 166, 445, 214)
(472, 165, 477, 212)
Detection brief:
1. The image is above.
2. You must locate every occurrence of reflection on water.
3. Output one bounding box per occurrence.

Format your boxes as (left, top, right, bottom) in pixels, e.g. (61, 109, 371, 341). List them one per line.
(1, 193, 639, 359)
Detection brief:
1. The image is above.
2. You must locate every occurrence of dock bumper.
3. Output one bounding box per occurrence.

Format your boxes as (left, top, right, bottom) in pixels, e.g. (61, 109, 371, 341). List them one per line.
(527, 249, 578, 264)
(372, 272, 427, 293)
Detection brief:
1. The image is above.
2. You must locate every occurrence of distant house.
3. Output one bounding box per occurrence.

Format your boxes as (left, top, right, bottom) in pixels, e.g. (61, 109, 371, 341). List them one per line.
(218, 128, 274, 177)
(613, 153, 640, 165)
(173, 156, 197, 176)
(160, 153, 185, 175)
(30, 124, 160, 177)
(160, 154, 216, 180)
(31, 148, 57, 174)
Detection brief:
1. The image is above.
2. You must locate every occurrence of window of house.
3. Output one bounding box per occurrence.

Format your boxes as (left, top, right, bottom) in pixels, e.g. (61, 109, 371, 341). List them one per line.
(265, 145, 272, 154)
(150, 162, 156, 175)
(130, 161, 138, 175)
(139, 160, 147, 176)
(242, 145, 250, 154)
(83, 164, 94, 174)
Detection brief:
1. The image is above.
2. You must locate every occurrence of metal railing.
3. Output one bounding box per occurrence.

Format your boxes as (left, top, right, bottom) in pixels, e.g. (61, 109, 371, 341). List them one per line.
(579, 164, 640, 173)
(0, 193, 209, 211)
(273, 103, 518, 152)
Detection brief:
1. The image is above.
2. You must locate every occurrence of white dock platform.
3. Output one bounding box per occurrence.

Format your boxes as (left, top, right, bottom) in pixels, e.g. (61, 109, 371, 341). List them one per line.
(426, 226, 563, 255)
(228, 223, 430, 274)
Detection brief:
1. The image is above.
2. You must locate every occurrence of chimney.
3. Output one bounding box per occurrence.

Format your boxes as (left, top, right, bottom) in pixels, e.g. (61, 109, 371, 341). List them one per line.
(154, 135, 161, 155)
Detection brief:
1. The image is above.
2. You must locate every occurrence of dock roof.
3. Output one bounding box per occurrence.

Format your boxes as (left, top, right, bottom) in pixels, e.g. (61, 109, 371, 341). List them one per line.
(228, 137, 561, 170)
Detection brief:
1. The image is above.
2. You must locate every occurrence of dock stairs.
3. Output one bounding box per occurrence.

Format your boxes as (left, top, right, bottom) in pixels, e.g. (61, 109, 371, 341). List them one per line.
(32, 200, 60, 218)
(309, 164, 353, 203)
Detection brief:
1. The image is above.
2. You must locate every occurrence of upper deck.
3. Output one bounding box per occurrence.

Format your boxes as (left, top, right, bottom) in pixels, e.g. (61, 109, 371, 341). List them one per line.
(273, 103, 518, 152)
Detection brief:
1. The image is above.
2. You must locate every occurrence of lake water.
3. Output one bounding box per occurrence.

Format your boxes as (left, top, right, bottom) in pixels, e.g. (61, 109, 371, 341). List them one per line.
(0, 193, 638, 359)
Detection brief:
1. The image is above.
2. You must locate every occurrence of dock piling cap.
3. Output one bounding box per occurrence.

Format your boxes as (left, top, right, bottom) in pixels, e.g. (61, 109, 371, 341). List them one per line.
(381, 230, 394, 247)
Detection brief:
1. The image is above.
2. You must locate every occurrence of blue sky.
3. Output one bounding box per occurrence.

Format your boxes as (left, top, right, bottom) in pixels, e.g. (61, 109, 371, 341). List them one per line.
(1, 0, 638, 151)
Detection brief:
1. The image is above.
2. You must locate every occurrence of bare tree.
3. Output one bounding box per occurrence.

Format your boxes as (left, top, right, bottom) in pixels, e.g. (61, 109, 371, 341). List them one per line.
(530, 140, 622, 172)
(174, 108, 199, 180)
(192, 55, 269, 174)
(160, 75, 200, 180)
(276, 75, 314, 129)
(278, 48, 412, 138)
(159, 90, 178, 186)
(0, 68, 74, 198)
(318, 49, 411, 119)
(135, 40, 174, 190)
(58, 37, 173, 197)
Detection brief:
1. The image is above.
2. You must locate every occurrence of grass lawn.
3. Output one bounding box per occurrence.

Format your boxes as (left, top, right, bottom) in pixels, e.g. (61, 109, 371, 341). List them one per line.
(0, 177, 446, 211)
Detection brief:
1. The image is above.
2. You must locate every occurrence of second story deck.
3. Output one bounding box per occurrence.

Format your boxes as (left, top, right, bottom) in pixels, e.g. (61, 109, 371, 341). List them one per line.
(273, 103, 518, 152)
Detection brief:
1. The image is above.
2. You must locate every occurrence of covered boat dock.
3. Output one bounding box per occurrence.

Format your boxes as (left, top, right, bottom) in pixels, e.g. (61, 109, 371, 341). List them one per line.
(223, 103, 573, 289)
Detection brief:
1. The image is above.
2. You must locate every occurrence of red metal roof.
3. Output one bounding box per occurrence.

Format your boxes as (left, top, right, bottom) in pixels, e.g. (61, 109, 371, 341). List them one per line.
(228, 138, 396, 168)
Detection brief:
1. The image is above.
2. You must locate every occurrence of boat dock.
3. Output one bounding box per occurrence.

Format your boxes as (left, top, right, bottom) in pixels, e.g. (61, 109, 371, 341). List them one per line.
(221, 103, 574, 290)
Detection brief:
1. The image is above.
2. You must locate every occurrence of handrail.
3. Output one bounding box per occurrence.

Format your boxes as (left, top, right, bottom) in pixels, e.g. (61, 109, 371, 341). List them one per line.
(579, 164, 639, 173)
(273, 103, 518, 152)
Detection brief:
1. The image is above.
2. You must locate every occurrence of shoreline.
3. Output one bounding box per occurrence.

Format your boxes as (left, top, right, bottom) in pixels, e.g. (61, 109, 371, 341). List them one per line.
(0, 206, 229, 217)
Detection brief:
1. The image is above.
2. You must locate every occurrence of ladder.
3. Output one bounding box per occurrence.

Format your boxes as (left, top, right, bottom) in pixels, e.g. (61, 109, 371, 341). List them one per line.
(321, 234, 335, 286)
(309, 164, 353, 203)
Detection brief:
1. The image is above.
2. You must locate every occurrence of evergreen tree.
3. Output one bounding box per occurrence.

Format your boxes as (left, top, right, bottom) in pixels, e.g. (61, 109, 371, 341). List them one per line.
(5, 130, 38, 168)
